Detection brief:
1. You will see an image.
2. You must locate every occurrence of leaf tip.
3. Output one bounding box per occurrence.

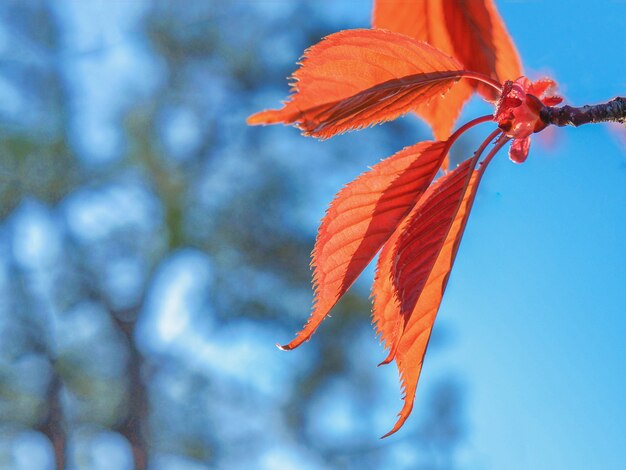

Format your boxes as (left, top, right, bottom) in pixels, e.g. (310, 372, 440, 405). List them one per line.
(377, 348, 396, 367)
(380, 426, 399, 439)
(247, 108, 286, 126)
(381, 410, 411, 439)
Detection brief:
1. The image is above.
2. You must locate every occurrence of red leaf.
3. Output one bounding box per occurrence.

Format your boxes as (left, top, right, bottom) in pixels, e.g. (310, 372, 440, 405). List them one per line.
(280, 141, 448, 350)
(373, 156, 474, 365)
(383, 164, 483, 438)
(373, 0, 522, 136)
(393, 157, 474, 315)
(442, 0, 522, 100)
(372, 0, 474, 141)
(371, 217, 403, 366)
(247, 29, 465, 139)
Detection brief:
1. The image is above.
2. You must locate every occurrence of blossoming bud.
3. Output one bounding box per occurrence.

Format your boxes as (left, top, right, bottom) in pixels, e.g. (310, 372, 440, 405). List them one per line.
(494, 76, 562, 163)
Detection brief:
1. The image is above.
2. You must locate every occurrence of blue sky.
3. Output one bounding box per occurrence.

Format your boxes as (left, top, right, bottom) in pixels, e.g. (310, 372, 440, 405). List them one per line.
(252, 1, 626, 468)
(424, 1, 626, 468)
(94, 1, 626, 468)
(9, 1, 621, 468)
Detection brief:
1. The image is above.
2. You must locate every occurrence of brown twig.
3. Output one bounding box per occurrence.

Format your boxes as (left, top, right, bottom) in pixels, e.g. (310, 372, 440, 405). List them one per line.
(540, 97, 626, 128)
(39, 367, 66, 470)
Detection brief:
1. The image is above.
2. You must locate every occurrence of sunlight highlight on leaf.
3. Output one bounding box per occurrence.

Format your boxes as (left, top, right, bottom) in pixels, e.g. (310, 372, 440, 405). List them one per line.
(280, 141, 448, 350)
(385, 166, 482, 437)
(373, 0, 522, 137)
(248, 29, 465, 139)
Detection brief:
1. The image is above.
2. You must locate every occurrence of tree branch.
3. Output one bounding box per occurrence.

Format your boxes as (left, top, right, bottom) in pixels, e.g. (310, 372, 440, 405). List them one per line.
(540, 97, 626, 128)
(39, 366, 66, 470)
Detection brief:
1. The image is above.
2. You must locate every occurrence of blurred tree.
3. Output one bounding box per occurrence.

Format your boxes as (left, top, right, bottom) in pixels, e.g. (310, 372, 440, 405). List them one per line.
(0, 1, 466, 469)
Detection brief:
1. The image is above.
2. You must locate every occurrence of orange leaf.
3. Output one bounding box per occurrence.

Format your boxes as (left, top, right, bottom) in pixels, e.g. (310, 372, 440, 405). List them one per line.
(372, 0, 473, 141)
(372, 155, 472, 365)
(371, 223, 403, 366)
(372, 0, 450, 48)
(393, 157, 473, 315)
(247, 29, 464, 139)
(372, 0, 522, 135)
(280, 141, 448, 350)
(380, 161, 483, 438)
(442, 0, 522, 100)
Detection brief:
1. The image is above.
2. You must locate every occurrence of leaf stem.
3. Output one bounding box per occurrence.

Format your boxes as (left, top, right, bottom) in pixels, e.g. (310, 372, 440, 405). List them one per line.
(540, 97, 626, 128)
(478, 134, 509, 176)
(442, 114, 494, 162)
(460, 71, 503, 94)
(472, 130, 503, 170)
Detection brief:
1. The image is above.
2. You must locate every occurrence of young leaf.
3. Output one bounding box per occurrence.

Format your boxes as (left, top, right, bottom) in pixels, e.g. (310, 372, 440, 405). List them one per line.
(441, 0, 522, 100)
(371, 223, 403, 366)
(385, 169, 482, 437)
(372, 0, 474, 141)
(248, 29, 465, 139)
(393, 157, 476, 316)
(280, 141, 448, 350)
(383, 164, 483, 438)
(372, 156, 475, 367)
(373, 0, 522, 136)
(379, 131, 508, 437)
